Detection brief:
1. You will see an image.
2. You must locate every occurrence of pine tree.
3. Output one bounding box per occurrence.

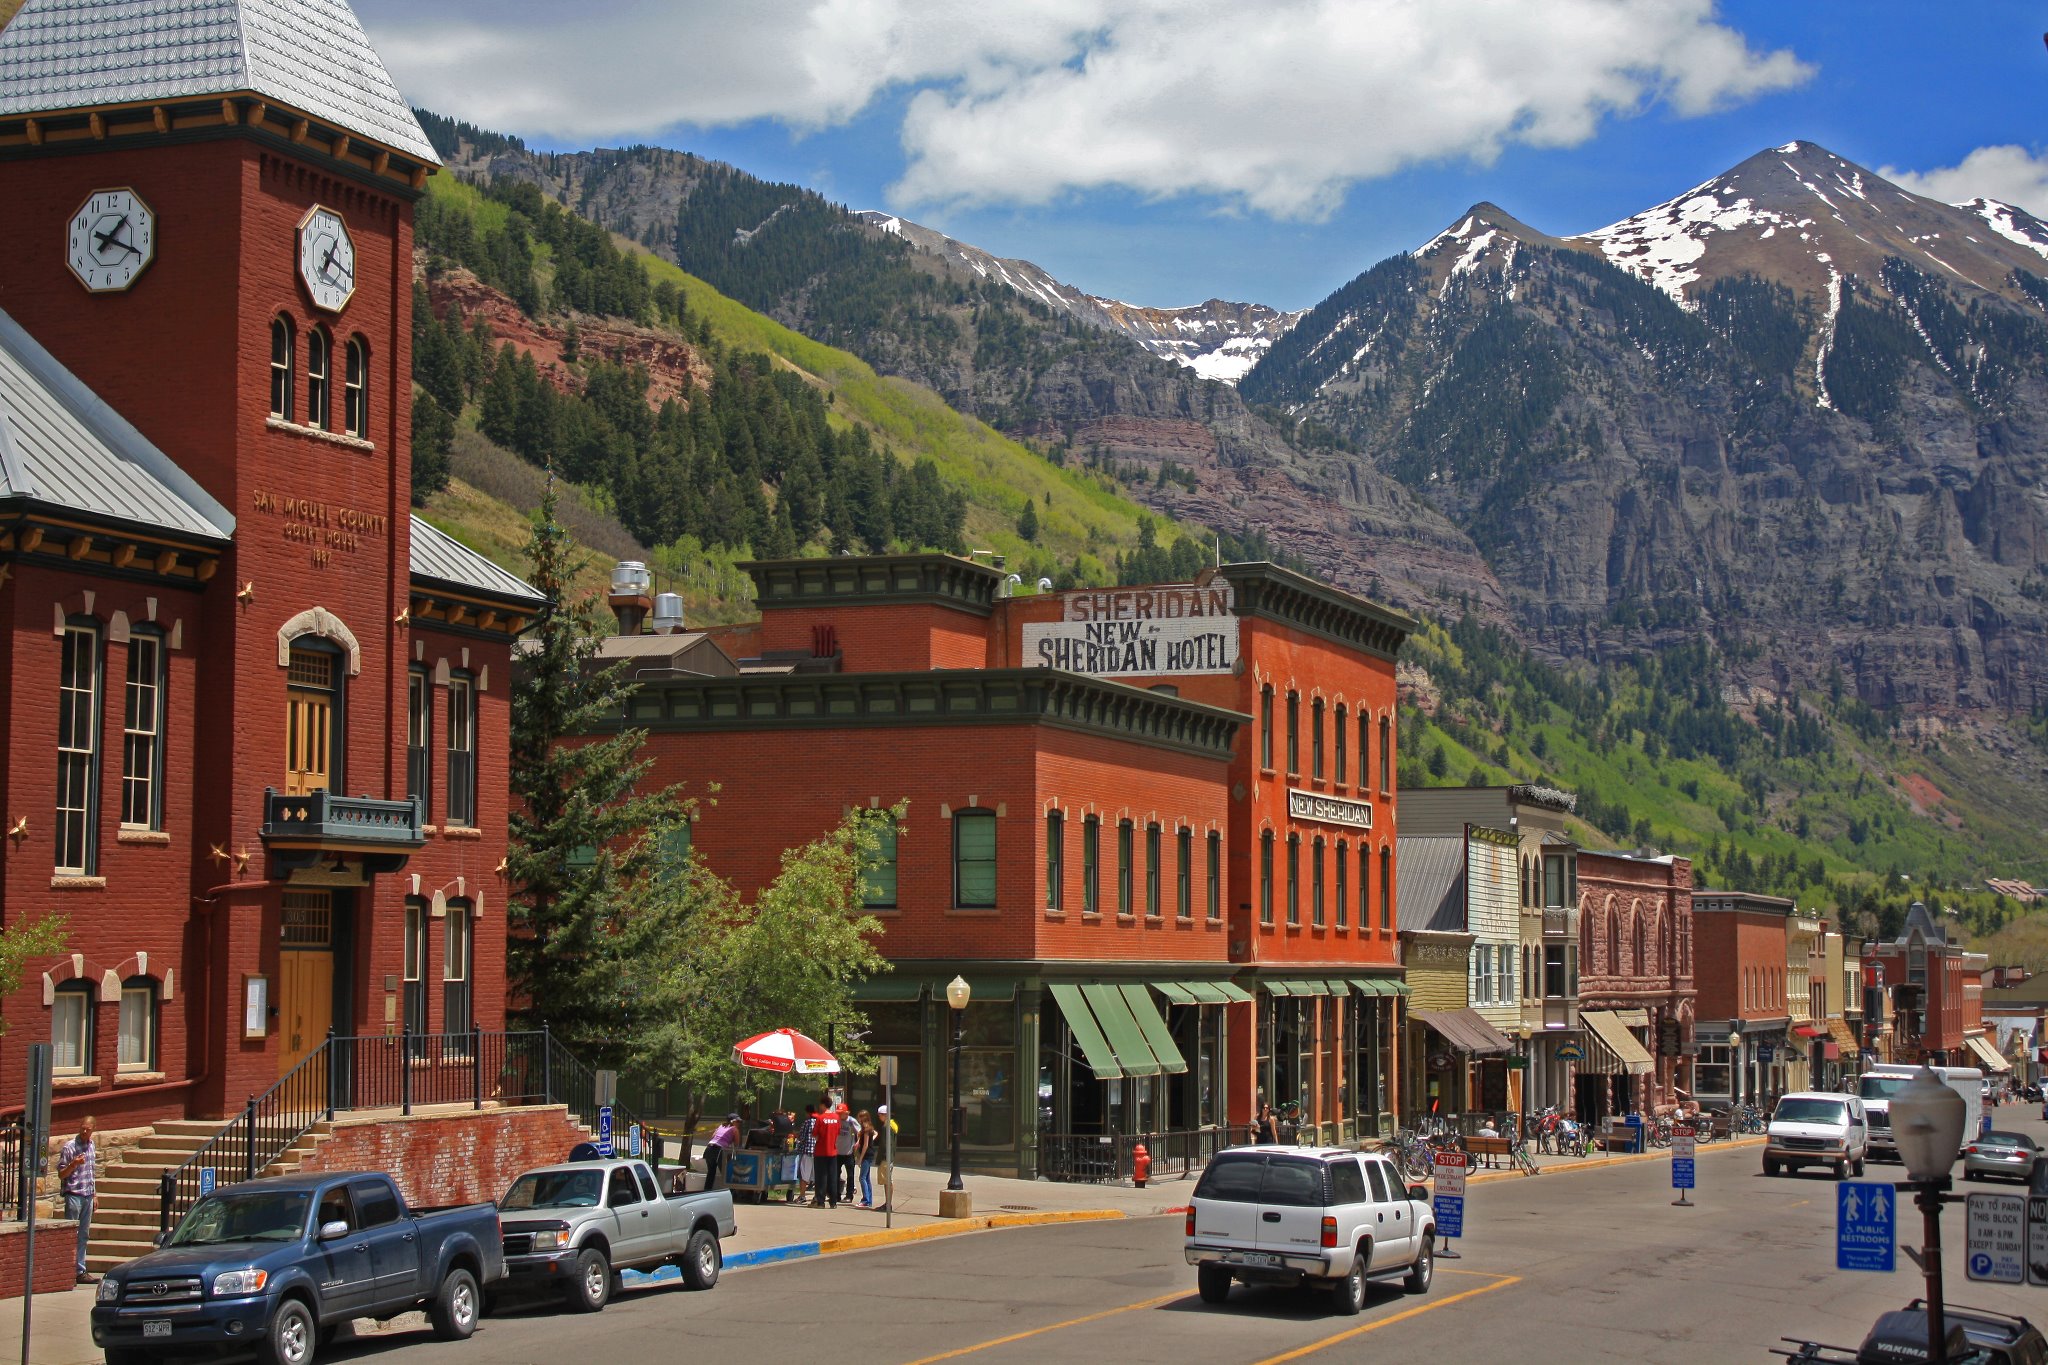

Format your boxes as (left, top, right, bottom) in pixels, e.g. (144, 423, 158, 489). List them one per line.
(410, 390, 454, 503)
(507, 477, 686, 1061)
(1017, 498, 1039, 542)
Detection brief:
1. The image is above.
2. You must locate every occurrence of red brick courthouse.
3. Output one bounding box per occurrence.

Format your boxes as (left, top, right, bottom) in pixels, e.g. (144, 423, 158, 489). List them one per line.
(606, 554, 1414, 1177)
(0, 0, 546, 1268)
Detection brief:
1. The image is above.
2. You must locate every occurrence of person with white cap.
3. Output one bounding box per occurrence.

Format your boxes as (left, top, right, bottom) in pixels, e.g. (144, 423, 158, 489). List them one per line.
(874, 1104, 898, 1211)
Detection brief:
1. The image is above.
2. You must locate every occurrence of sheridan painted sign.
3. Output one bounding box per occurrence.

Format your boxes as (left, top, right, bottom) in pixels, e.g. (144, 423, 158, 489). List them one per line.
(1025, 581, 1239, 678)
(1287, 788, 1373, 829)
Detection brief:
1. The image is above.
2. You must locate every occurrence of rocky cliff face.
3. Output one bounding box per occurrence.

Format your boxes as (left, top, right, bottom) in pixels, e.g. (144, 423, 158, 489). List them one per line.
(1245, 146, 2048, 713)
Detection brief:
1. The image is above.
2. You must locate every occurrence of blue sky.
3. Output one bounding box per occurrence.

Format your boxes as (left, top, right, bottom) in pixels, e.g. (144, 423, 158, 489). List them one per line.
(362, 1, 2048, 311)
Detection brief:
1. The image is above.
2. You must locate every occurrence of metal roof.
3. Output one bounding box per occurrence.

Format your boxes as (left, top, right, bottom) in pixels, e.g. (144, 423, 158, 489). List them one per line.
(408, 517, 542, 606)
(0, 306, 233, 541)
(0, 0, 439, 164)
(1395, 835, 1467, 935)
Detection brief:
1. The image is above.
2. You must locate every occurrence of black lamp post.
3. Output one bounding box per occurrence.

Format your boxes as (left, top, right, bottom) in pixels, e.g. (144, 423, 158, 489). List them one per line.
(945, 975, 972, 1193)
(1892, 1066, 1967, 1365)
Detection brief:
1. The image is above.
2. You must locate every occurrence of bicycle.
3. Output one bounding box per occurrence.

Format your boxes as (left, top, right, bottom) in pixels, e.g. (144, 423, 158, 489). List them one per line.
(1506, 1128, 1539, 1175)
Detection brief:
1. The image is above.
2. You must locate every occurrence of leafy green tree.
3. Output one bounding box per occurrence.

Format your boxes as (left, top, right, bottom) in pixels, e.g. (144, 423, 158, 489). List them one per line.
(0, 915, 66, 1034)
(506, 477, 685, 1061)
(641, 806, 896, 1098)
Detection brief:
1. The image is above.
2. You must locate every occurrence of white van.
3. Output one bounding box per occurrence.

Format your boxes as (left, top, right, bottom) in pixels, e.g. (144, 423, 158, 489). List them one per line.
(1859, 1064, 1984, 1162)
(1764, 1091, 1869, 1179)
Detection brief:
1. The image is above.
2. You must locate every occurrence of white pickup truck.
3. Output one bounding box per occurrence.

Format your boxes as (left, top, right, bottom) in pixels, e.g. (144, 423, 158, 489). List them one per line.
(1184, 1145, 1435, 1315)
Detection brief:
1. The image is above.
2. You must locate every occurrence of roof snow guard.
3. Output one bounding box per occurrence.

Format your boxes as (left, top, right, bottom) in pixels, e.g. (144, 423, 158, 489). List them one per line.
(0, 0, 440, 165)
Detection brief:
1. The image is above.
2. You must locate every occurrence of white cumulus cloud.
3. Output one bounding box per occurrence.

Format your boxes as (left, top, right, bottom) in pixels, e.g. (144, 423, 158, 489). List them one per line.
(359, 0, 1811, 220)
(1881, 145, 2048, 218)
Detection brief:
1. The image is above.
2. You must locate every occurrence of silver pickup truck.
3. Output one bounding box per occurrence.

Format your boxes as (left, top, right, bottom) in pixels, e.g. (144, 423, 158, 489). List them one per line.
(495, 1159, 736, 1313)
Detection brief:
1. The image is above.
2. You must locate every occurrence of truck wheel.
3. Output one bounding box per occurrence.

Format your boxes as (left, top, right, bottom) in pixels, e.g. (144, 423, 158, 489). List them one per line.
(1405, 1238, 1434, 1294)
(680, 1229, 721, 1291)
(565, 1247, 611, 1313)
(1763, 1159, 1780, 1177)
(257, 1297, 316, 1365)
(1834, 1160, 1848, 1181)
(1853, 1156, 1866, 1177)
(1332, 1253, 1366, 1315)
(1197, 1264, 1232, 1304)
(429, 1267, 480, 1341)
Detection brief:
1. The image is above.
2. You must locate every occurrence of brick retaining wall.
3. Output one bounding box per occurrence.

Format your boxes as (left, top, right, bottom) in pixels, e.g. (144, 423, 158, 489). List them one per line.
(295, 1105, 591, 1209)
(0, 1220, 85, 1299)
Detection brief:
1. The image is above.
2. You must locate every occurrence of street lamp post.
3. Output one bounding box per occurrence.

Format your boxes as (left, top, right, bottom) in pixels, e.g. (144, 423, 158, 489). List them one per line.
(943, 975, 973, 1216)
(1892, 1066, 1967, 1365)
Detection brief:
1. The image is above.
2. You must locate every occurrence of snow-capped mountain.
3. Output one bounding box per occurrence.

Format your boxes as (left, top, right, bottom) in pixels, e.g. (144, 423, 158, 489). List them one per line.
(1569, 141, 2048, 308)
(852, 210, 1302, 383)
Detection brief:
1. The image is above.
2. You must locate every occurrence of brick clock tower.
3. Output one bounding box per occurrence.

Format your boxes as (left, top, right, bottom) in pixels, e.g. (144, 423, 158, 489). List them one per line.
(0, 0, 537, 1175)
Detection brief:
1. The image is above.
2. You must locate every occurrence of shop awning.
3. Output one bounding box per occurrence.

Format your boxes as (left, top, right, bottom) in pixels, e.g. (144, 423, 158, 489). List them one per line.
(1151, 982, 1200, 1005)
(1262, 981, 1299, 997)
(1294, 980, 1333, 996)
(1350, 979, 1390, 996)
(852, 976, 925, 1000)
(1580, 1010, 1656, 1076)
(1827, 1019, 1861, 1054)
(1180, 981, 1231, 1004)
(1792, 1023, 1827, 1039)
(1414, 1007, 1514, 1057)
(1117, 984, 1189, 1074)
(1080, 983, 1165, 1077)
(1049, 983, 1125, 1079)
(1213, 981, 1255, 1003)
(1965, 1033, 2012, 1072)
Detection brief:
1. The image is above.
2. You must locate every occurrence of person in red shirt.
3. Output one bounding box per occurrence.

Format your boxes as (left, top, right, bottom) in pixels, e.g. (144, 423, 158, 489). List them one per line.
(809, 1101, 843, 1208)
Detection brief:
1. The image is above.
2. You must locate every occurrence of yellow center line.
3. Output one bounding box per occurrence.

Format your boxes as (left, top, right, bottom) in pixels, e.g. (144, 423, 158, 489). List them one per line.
(898, 1290, 1185, 1365)
(1249, 1273, 1524, 1365)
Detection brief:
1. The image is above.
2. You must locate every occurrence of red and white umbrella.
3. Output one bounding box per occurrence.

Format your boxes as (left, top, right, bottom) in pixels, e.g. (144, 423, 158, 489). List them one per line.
(733, 1028, 840, 1076)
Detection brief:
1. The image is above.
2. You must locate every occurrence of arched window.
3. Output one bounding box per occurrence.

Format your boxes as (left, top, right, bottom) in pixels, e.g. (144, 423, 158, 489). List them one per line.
(1285, 691, 1300, 775)
(1607, 908, 1622, 976)
(52, 979, 94, 1076)
(343, 336, 369, 438)
(1378, 845, 1393, 932)
(1259, 686, 1274, 769)
(306, 326, 331, 429)
(1377, 715, 1392, 790)
(1334, 704, 1348, 784)
(1310, 698, 1325, 780)
(1311, 836, 1325, 927)
(1335, 839, 1349, 930)
(118, 976, 158, 1073)
(270, 315, 295, 420)
(1634, 916, 1648, 978)
(1286, 833, 1301, 926)
(1259, 831, 1275, 927)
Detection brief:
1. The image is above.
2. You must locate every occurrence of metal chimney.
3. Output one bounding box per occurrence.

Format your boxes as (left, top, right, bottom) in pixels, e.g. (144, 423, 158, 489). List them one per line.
(649, 592, 685, 634)
(608, 560, 653, 634)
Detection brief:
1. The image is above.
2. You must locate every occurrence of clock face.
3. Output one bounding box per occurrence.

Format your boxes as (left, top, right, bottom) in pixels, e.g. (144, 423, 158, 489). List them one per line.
(66, 189, 156, 293)
(297, 205, 356, 313)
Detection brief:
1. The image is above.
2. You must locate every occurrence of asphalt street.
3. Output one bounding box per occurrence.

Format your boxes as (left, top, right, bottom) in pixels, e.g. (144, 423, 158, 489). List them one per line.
(312, 1115, 2048, 1365)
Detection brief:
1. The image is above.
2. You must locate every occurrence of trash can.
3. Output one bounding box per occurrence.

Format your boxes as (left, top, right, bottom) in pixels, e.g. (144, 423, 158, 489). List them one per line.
(1623, 1113, 1645, 1154)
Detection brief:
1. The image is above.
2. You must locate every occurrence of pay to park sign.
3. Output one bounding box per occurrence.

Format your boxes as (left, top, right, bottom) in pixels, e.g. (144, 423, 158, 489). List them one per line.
(1966, 1192, 2028, 1285)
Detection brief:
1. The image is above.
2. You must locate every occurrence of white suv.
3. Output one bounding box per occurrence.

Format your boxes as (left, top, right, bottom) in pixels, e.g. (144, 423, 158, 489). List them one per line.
(1184, 1146, 1435, 1314)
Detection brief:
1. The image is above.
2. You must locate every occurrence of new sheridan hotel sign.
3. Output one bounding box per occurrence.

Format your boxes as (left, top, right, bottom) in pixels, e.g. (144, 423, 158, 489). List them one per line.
(1024, 582, 1239, 677)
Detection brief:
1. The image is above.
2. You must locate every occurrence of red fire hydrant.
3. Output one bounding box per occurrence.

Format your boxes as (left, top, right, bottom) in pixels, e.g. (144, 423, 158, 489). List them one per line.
(1133, 1141, 1152, 1188)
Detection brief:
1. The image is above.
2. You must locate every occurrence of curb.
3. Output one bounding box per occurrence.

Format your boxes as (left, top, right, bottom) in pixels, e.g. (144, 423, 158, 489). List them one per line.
(1465, 1134, 1767, 1184)
(624, 1208, 1127, 1281)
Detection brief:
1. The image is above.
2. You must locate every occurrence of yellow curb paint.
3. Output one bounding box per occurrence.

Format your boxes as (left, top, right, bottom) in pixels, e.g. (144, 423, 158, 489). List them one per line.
(1249, 1273, 1523, 1364)
(815, 1209, 1125, 1257)
(1464, 1135, 1766, 1184)
(898, 1288, 1185, 1365)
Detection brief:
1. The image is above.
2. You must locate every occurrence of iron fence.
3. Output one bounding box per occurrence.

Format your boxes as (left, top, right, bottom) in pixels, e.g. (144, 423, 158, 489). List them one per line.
(1037, 1125, 1253, 1183)
(157, 1026, 651, 1235)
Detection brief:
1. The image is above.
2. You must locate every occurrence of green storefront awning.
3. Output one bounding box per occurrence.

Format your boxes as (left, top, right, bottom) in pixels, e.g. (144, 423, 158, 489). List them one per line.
(1294, 980, 1332, 996)
(1081, 983, 1164, 1077)
(1323, 979, 1352, 996)
(1152, 982, 1200, 1005)
(1385, 980, 1411, 997)
(1214, 981, 1255, 1003)
(1118, 984, 1189, 1074)
(1180, 981, 1230, 1004)
(1049, 983, 1126, 1080)
(853, 977, 925, 1000)
(1263, 981, 1300, 996)
(1350, 979, 1392, 997)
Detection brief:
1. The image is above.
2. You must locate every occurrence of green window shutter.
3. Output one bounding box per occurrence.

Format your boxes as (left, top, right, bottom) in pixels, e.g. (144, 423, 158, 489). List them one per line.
(954, 811, 997, 908)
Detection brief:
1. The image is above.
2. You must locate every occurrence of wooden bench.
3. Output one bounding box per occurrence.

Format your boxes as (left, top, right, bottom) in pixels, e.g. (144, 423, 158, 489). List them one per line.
(1464, 1135, 1513, 1167)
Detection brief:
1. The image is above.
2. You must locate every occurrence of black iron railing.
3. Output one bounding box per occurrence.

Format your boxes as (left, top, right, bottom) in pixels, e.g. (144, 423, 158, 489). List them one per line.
(157, 1026, 652, 1235)
(0, 1122, 22, 1222)
(1037, 1125, 1250, 1183)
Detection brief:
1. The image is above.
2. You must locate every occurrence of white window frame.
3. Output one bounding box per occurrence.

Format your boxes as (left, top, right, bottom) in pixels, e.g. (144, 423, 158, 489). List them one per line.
(269, 315, 294, 420)
(118, 981, 155, 1072)
(52, 985, 91, 1076)
(343, 336, 369, 438)
(56, 619, 101, 874)
(121, 630, 164, 830)
(306, 326, 331, 430)
(445, 674, 476, 827)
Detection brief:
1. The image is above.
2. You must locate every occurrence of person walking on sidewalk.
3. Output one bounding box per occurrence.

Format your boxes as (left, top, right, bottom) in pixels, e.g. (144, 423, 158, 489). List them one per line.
(810, 1100, 843, 1208)
(58, 1115, 97, 1284)
(875, 1105, 898, 1212)
(854, 1110, 877, 1207)
(834, 1097, 858, 1205)
(796, 1104, 819, 1204)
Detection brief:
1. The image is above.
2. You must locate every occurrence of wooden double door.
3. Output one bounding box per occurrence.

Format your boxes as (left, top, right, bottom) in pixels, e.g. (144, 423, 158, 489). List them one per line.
(279, 890, 340, 1096)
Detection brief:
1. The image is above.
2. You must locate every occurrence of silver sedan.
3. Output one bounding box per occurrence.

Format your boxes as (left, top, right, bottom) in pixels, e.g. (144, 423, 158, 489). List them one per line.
(1963, 1130, 2041, 1183)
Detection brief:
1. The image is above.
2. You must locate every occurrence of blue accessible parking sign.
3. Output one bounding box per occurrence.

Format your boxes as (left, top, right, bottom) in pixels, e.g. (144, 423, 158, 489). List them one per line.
(1837, 1181, 1896, 1272)
(597, 1104, 615, 1158)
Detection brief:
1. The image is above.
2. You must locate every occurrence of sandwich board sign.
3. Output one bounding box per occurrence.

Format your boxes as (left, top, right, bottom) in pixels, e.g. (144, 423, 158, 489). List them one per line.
(1836, 1181, 1895, 1272)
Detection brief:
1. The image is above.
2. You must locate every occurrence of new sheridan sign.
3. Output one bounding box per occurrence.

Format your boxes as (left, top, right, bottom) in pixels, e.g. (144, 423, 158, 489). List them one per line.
(1287, 788, 1373, 830)
(1023, 582, 1239, 678)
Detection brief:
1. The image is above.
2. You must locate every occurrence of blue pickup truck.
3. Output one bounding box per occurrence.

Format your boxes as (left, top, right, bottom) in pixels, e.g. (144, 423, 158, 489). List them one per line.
(90, 1171, 502, 1365)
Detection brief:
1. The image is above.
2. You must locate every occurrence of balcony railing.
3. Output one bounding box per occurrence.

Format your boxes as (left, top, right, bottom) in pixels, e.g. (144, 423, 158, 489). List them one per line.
(1543, 906, 1579, 938)
(261, 787, 426, 850)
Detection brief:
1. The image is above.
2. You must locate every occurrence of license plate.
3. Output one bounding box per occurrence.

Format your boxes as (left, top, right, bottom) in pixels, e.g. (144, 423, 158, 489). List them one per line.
(143, 1322, 172, 1339)
(1227, 1252, 1277, 1267)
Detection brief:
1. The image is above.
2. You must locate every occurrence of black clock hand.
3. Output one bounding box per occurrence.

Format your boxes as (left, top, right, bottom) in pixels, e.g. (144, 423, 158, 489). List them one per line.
(93, 220, 141, 260)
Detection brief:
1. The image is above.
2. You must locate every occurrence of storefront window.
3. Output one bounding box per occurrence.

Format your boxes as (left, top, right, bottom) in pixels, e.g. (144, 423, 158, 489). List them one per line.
(1695, 1042, 1732, 1099)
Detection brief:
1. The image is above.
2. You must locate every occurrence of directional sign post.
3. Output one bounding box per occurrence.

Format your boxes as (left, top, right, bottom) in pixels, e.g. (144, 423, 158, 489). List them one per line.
(596, 1104, 615, 1158)
(1432, 1150, 1468, 1257)
(1837, 1181, 1897, 1273)
(1967, 1192, 2027, 1284)
(1671, 1126, 1696, 1208)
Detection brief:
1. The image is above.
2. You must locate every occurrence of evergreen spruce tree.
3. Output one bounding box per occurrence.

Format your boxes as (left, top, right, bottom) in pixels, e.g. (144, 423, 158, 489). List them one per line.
(507, 477, 685, 1062)
(1017, 497, 1039, 542)
(410, 391, 454, 503)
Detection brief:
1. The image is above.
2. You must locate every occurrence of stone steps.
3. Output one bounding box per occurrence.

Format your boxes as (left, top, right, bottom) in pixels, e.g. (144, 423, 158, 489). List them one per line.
(86, 1119, 337, 1269)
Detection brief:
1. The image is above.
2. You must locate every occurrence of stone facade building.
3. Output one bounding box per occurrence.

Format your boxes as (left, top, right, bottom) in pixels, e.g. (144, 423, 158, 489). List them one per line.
(1574, 850, 1694, 1119)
